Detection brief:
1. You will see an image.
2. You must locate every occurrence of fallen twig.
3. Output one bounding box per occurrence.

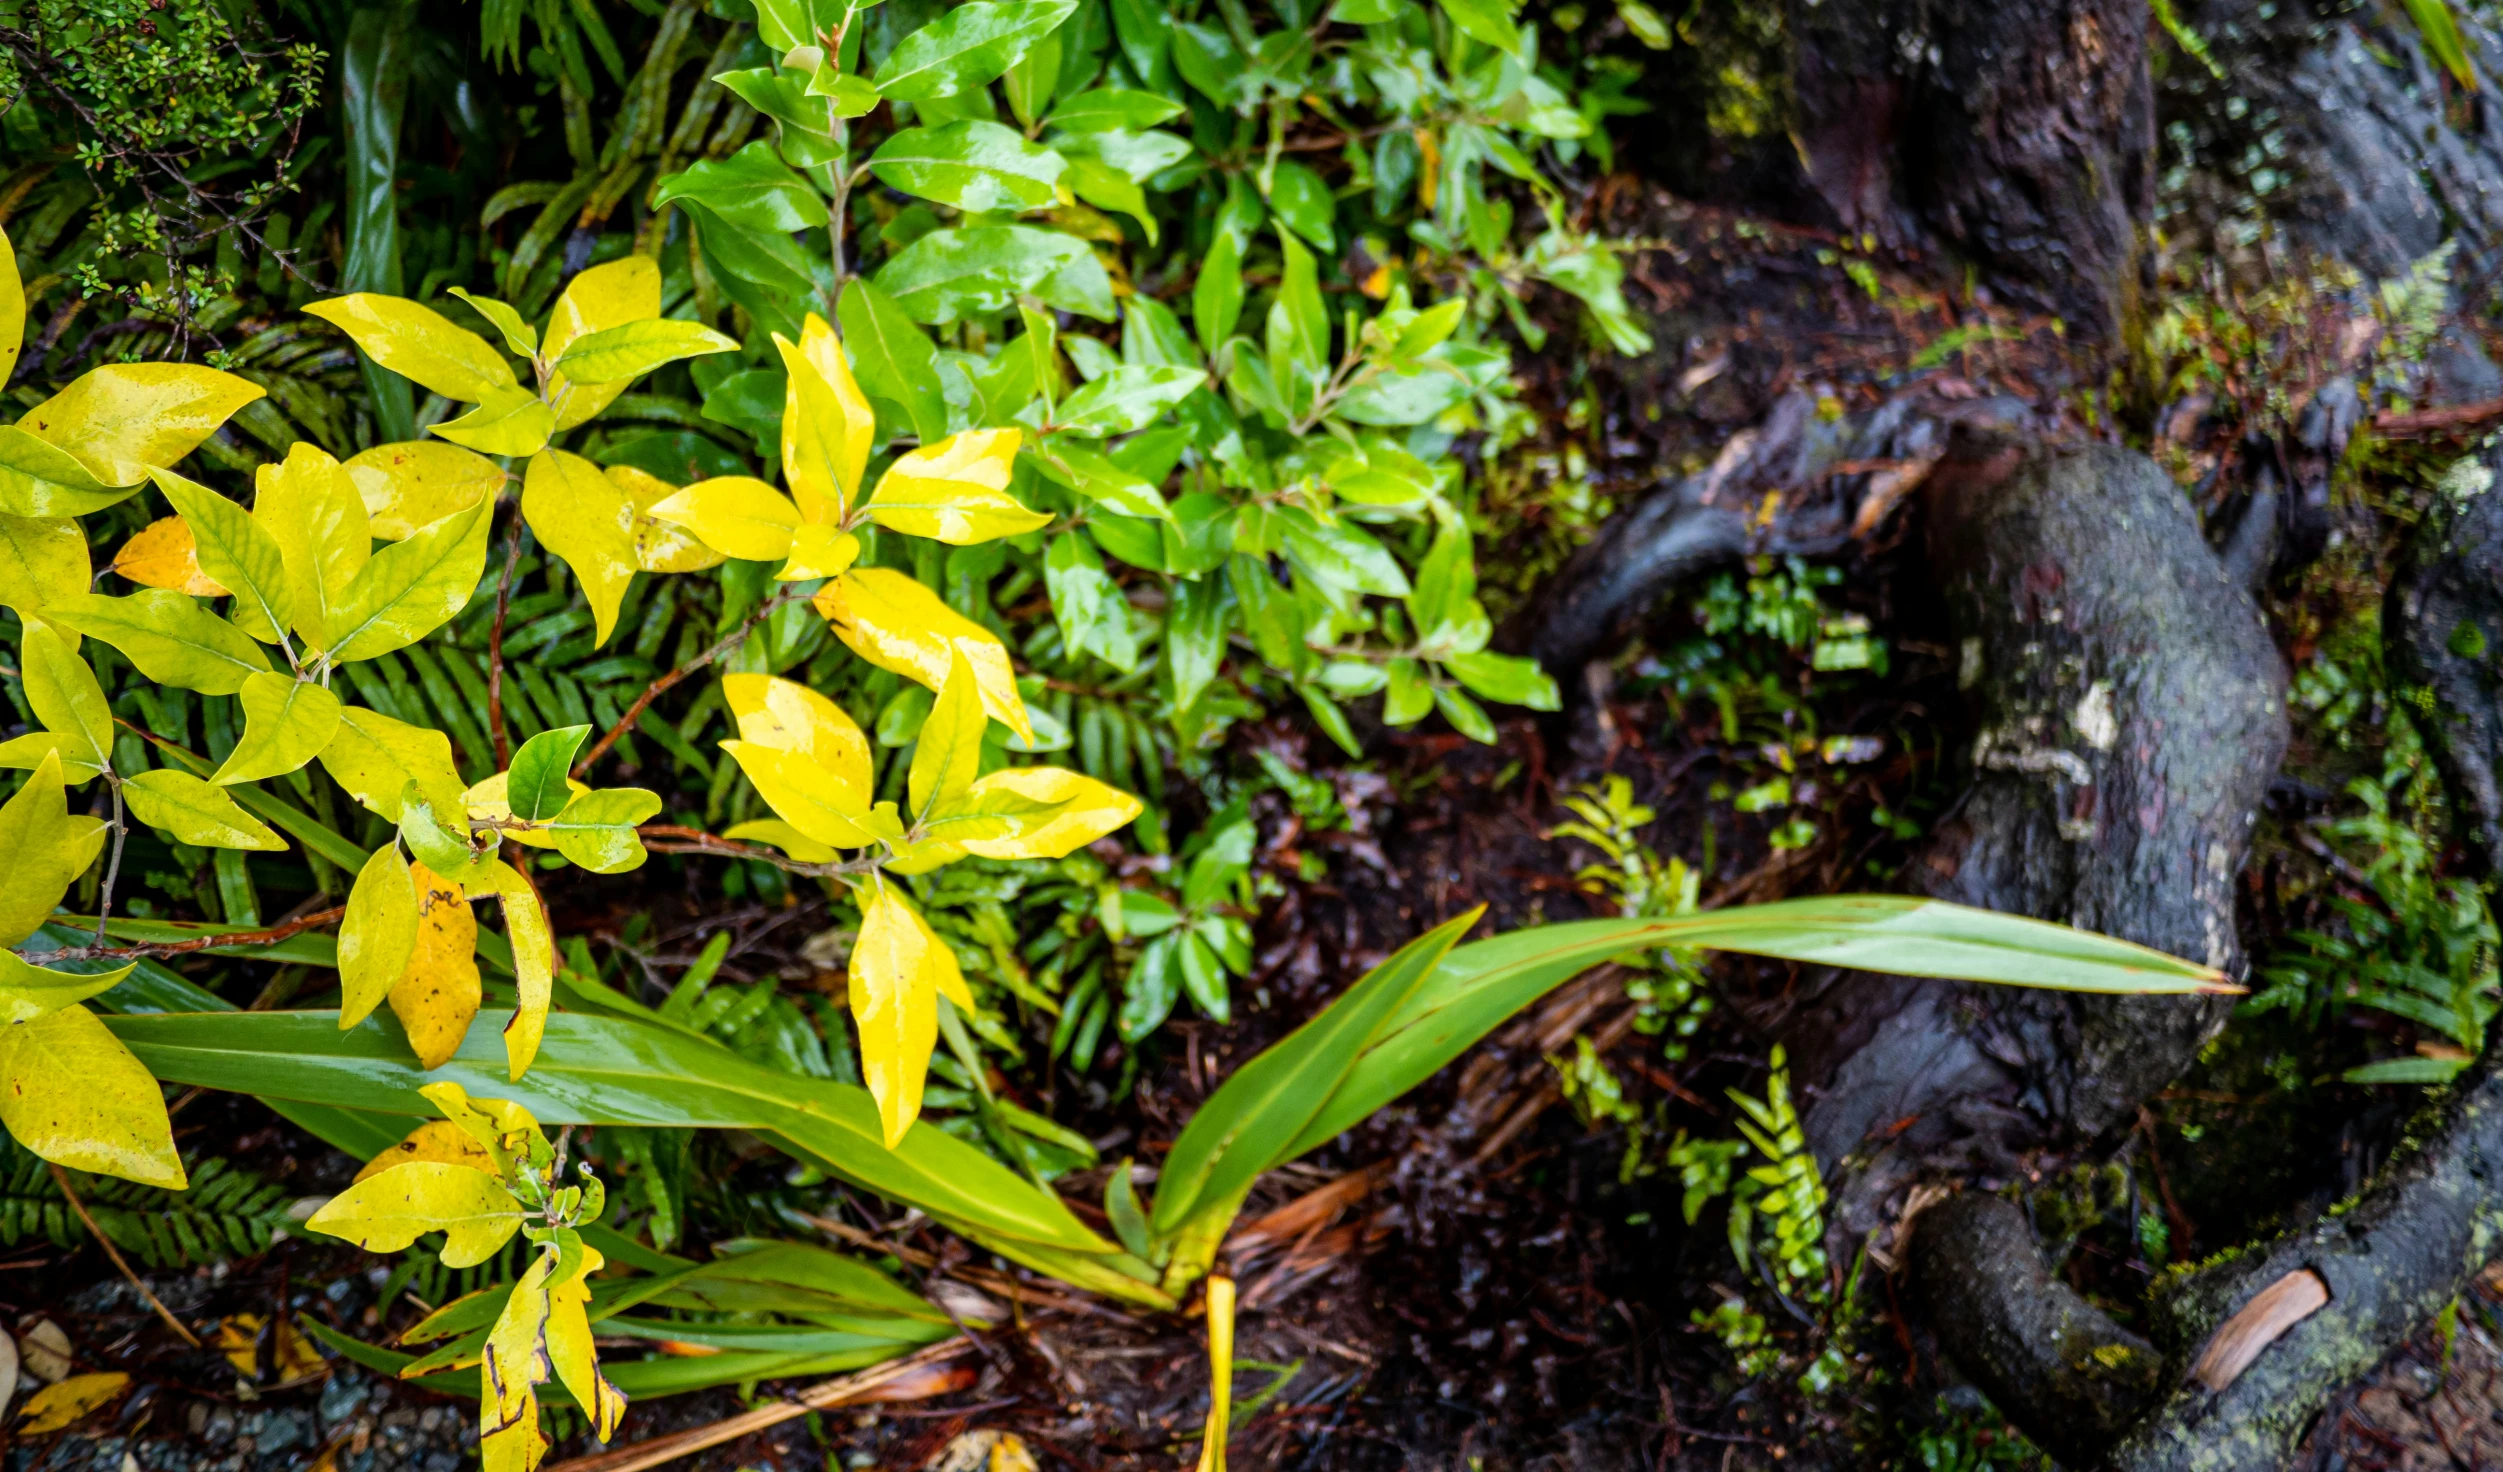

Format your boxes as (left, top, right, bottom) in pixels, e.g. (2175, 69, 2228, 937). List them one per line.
(49, 1164, 201, 1348)
(2372, 396, 2503, 437)
(541, 1336, 976, 1472)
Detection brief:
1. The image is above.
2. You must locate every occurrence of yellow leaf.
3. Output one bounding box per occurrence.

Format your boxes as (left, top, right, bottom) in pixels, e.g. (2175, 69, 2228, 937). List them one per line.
(541, 256, 661, 431)
(484, 1248, 555, 1439)
(482, 1393, 543, 1472)
(0, 951, 131, 1025)
(775, 313, 875, 523)
(16, 364, 266, 485)
(851, 875, 973, 1147)
(345, 441, 506, 541)
(0, 1004, 185, 1188)
(305, 1160, 524, 1267)
(121, 769, 288, 851)
(521, 450, 637, 647)
(722, 818, 838, 862)
(16, 1372, 129, 1435)
(0, 516, 90, 637)
(0, 224, 21, 386)
(320, 706, 469, 823)
(388, 861, 482, 1070)
(305, 295, 520, 404)
(1195, 1276, 1236, 1472)
(606, 464, 727, 574)
(340, 844, 421, 1028)
(466, 860, 555, 1081)
(461, 770, 587, 851)
(863, 429, 1048, 544)
(211, 671, 343, 785)
(814, 568, 1034, 742)
(778, 522, 861, 580)
(909, 647, 987, 820)
(18, 620, 110, 779)
(0, 750, 83, 948)
(214, 1314, 263, 1379)
(545, 1245, 627, 1441)
(432, 384, 556, 458)
(353, 1119, 497, 1183)
(958, 767, 1143, 859)
(644, 476, 800, 562)
(111, 516, 227, 596)
(723, 673, 873, 779)
(720, 741, 902, 850)
(418, 1080, 546, 1165)
(254, 442, 373, 651)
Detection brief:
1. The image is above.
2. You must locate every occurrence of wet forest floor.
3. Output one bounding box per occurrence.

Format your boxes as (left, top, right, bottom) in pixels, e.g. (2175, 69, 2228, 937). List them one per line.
(6, 184, 2503, 1472)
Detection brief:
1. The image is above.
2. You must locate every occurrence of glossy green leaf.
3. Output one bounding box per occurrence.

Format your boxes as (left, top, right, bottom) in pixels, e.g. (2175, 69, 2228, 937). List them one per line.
(508, 725, 591, 822)
(871, 122, 1067, 213)
(540, 788, 662, 873)
(837, 278, 950, 445)
(1047, 89, 1184, 132)
(876, 226, 1116, 325)
(1435, 0, 1522, 53)
(653, 142, 830, 232)
(1193, 233, 1244, 358)
(871, 0, 1080, 101)
(1052, 364, 1204, 438)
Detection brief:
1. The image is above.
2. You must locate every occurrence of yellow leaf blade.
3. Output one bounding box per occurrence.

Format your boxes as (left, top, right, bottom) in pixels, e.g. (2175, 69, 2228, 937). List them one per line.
(211, 671, 343, 785)
(546, 1245, 627, 1440)
(863, 429, 1048, 544)
(483, 1248, 555, 1432)
(388, 862, 482, 1070)
(467, 861, 556, 1081)
(111, 516, 228, 596)
(775, 313, 876, 522)
(814, 568, 1033, 742)
(720, 740, 899, 850)
(340, 845, 422, 1028)
(722, 673, 873, 786)
(644, 476, 801, 562)
(345, 441, 506, 541)
(306, 1161, 525, 1266)
(305, 294, 519, 404)
(958, 767, 1144, 859)
(0, 1004, 186, 1188)
(908, 646, 987, 819)
(850, 876, 968, 1147)
(521, 450, 637, 648)
(542, 255, 661, 431)
(17, 1372, 130, 1435)
(17, 364, 266, 485)
(352, 1118, 497, 1183)
(253, 442, 372, 651)
(607, 464, 727, 574)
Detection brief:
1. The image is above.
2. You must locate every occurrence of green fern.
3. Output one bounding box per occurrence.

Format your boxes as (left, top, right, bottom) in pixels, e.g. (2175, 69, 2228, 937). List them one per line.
(0, 1137, 291, 1270)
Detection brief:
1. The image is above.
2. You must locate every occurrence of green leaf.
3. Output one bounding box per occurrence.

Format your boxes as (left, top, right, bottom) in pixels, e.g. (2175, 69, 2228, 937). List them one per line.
(1044, 531, 1137, 670)
(1267, 228, 1328, 386)
(1029, 443, 1171, 522)
(20, 621, 112, 777)
(508, 725, 591, 822)
(541, 788, 663, 873)
(1051, 365, 1205, 437)
(1193, 232, 1244, 357)
(751, 0, 853, 51)
(147, 468, 295, 651)
(652, 143, 831, 232)
(1383, 657, 1432, 724)
(1151, 910, 1479, 1236)
(339, 844, 420, 1028)
(837, 278, 950, 445)
(122, 770, 287, 851)
(1046, 89, 1184, 132)
(1052, 128, 1192, 183)
(1166, 573, 1228, 711)
(1432, 682, 1494, 742)
(551, 319, 740, 387)
(1435, 0, 1522, 53)
(325, 494, 494, 664)
(1337, 343, 1504, 426)
(1445, 650, 1559, 710)
(397, 782, 490, 886)
(212, 672, 343, 786)
(871, 0, 1080, 102)
(870, 122, 1067, 213)
(109, 1009, 1171, 1306)
(876, 226, 1116, 324)
(1063, 157, 1158, 244)
(1280, 514, 1409, 598)
(714, 67, 845, 168)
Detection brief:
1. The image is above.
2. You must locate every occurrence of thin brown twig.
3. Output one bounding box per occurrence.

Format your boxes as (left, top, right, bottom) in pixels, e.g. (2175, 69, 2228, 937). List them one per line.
(2373, 395, 2503, 437)
(572, 591, 810, 780)
(636, 825, 879, 879)
(42, 906, 346, 963)
(541, 1336, 975, 1472)
(49, 1164, 202, 1348)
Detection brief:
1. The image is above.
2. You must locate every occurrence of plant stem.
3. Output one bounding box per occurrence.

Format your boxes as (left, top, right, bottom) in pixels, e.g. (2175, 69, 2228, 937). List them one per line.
(93, 772, 125, 945)
(571, 591, 809, 780)
(47, 905, 347, 963)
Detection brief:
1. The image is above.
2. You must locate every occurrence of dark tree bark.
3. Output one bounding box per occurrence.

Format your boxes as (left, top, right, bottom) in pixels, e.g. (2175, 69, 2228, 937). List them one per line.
(1787, 0, 2156, 336)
